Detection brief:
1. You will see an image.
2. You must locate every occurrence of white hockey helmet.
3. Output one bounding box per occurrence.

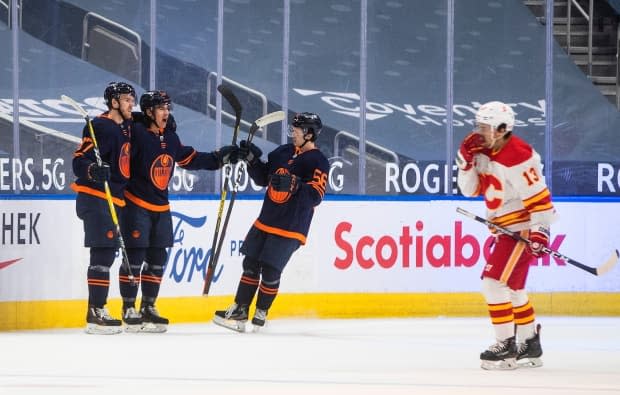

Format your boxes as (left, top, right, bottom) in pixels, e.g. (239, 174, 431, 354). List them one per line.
(475, 101, 515, 132)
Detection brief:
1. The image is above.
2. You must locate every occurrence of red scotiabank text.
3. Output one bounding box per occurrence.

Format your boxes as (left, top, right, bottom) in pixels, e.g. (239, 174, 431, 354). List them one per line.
(333, 221, 566, 270)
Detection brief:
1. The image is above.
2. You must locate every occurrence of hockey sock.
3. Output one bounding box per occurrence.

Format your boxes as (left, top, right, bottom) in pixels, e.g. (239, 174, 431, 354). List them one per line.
(255, 265, 281, 311)
(482, 277, 515, 340)
(487, 301, 515, 340)
(514, 300, 536, 340)
(120, 248, 145, 308)
(140, 248, 166, 303)
(87, 247, 116, 307)
(234, 270, 260, 306)
(234, 256, 261, 305)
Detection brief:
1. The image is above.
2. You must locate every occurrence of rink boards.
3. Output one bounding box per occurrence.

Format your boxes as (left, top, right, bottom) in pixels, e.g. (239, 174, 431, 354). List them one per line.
(1, 197, 619, 329)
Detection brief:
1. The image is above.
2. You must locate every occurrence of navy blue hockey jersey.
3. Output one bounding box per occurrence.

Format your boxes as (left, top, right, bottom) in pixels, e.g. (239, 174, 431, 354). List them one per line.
(71, 113, 132, 205)
(248, 143, 329, 245)
(125, 115, 220, 211)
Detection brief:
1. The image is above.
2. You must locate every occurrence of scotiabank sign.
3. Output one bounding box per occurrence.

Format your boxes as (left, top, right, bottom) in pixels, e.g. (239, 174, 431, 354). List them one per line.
(333, 220, 567, 270)
(310, 199, 620, 293)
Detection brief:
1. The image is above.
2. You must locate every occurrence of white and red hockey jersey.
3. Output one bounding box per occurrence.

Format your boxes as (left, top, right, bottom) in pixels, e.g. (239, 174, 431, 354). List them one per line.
(457, 135, 557, 231)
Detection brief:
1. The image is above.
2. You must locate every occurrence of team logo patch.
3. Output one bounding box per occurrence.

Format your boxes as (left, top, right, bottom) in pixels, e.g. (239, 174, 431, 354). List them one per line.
(151, 154, 174, 190)
(132, 230, 141, 239)
(119, 142, 131, 179)
(268, 168, 292, 204)
(106, 230, 114, 239)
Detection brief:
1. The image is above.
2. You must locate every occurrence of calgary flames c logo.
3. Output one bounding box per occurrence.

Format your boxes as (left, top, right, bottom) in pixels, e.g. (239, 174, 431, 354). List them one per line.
(119, 142, 131, 179)
(151, 154, 174, 190)
(268, 168, 292, 204)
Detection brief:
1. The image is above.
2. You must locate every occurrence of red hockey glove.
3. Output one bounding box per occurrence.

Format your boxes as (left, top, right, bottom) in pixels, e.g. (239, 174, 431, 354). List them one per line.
(527, 226, 550, 258)
(270, 173, 300, 194)
(456, 132, 485, 170)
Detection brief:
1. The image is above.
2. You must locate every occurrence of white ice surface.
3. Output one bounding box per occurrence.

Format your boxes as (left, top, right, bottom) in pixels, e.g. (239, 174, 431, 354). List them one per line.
(1, 317, 619, 395)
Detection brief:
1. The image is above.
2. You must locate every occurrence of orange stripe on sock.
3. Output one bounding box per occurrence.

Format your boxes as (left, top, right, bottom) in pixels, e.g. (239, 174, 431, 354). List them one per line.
(240, 276, 259, 285)
(141, 275, 162, 284)
(259, 284, 278, 295)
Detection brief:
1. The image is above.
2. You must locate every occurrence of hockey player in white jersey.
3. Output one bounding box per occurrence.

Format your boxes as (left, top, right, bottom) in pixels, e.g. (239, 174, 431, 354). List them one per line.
(456, 101, 557, 370)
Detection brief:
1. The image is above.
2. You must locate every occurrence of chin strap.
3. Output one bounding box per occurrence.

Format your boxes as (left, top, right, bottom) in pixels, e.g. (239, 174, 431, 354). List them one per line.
(299, 139, 310, 150)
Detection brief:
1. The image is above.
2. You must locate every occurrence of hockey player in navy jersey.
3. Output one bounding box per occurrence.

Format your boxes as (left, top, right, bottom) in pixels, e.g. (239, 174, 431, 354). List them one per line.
(120, 90, 238, 332)
(213, 112, 329, 332)
(72, 81, 136, 334)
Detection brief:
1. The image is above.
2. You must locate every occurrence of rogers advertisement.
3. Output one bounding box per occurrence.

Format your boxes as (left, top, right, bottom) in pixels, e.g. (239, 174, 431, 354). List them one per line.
(1, 198, 619, 302)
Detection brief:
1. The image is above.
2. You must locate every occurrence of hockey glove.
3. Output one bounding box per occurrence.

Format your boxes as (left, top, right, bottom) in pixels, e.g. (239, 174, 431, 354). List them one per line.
(88, 162, 111, 183)
(132, 111, 145, 124)
(456, 132, 486, 170)
(239, 140, 262, 166)
(527, 226, 550, 258)
(166, 114, 177, 132)
(216, 145, 239, 166)
(270, 173, 300, 194)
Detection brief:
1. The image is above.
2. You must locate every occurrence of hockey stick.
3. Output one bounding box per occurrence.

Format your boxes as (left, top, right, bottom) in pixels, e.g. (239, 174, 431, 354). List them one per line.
(206, 110, 286, 293)
(202, 84, 243, 296)
(456, 207, 619, 276)
(60, 95, 136, 284)
(247, 110, 285, 145)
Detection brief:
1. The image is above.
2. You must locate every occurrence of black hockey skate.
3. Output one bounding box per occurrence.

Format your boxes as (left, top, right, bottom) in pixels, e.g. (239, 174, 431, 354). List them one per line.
(517, 324, 543, 368)
(251, 308, 268, 332)
(122, 306, 144, 333)
(140, 304, 168, 333)
(85, 306, 122, 335)
(480, 336, 517, 370)
(213, 303, 248, 333)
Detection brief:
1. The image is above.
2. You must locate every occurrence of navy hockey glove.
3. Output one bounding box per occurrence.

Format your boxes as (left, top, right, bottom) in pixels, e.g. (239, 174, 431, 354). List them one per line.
(456, 132, 485, 170)
(527, 226, 550, 258)
(166, 114, 177, 132)
(88, 162, 111, 183)
(216, 145, 239, 166)
(239, 140, 262, 166)
(132, 111, 145, 124)
(270, 173, 300, 194)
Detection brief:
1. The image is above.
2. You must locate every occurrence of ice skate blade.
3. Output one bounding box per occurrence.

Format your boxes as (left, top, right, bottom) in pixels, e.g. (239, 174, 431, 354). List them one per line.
(480, 358, 517, 370)
(138, 322, 167, 333)
(213, 316, 246, 333)
(518, 357, 543, 368)
(85, 324, 122, 335)
(123, 324, 143, 333)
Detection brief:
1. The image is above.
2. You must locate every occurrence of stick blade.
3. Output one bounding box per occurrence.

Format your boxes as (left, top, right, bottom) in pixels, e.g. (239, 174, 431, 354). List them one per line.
(216, 84, 242, 116)
(596, 249, 619, 276)
(255, 110, 285, 127)
(60, 95, 89, 117)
